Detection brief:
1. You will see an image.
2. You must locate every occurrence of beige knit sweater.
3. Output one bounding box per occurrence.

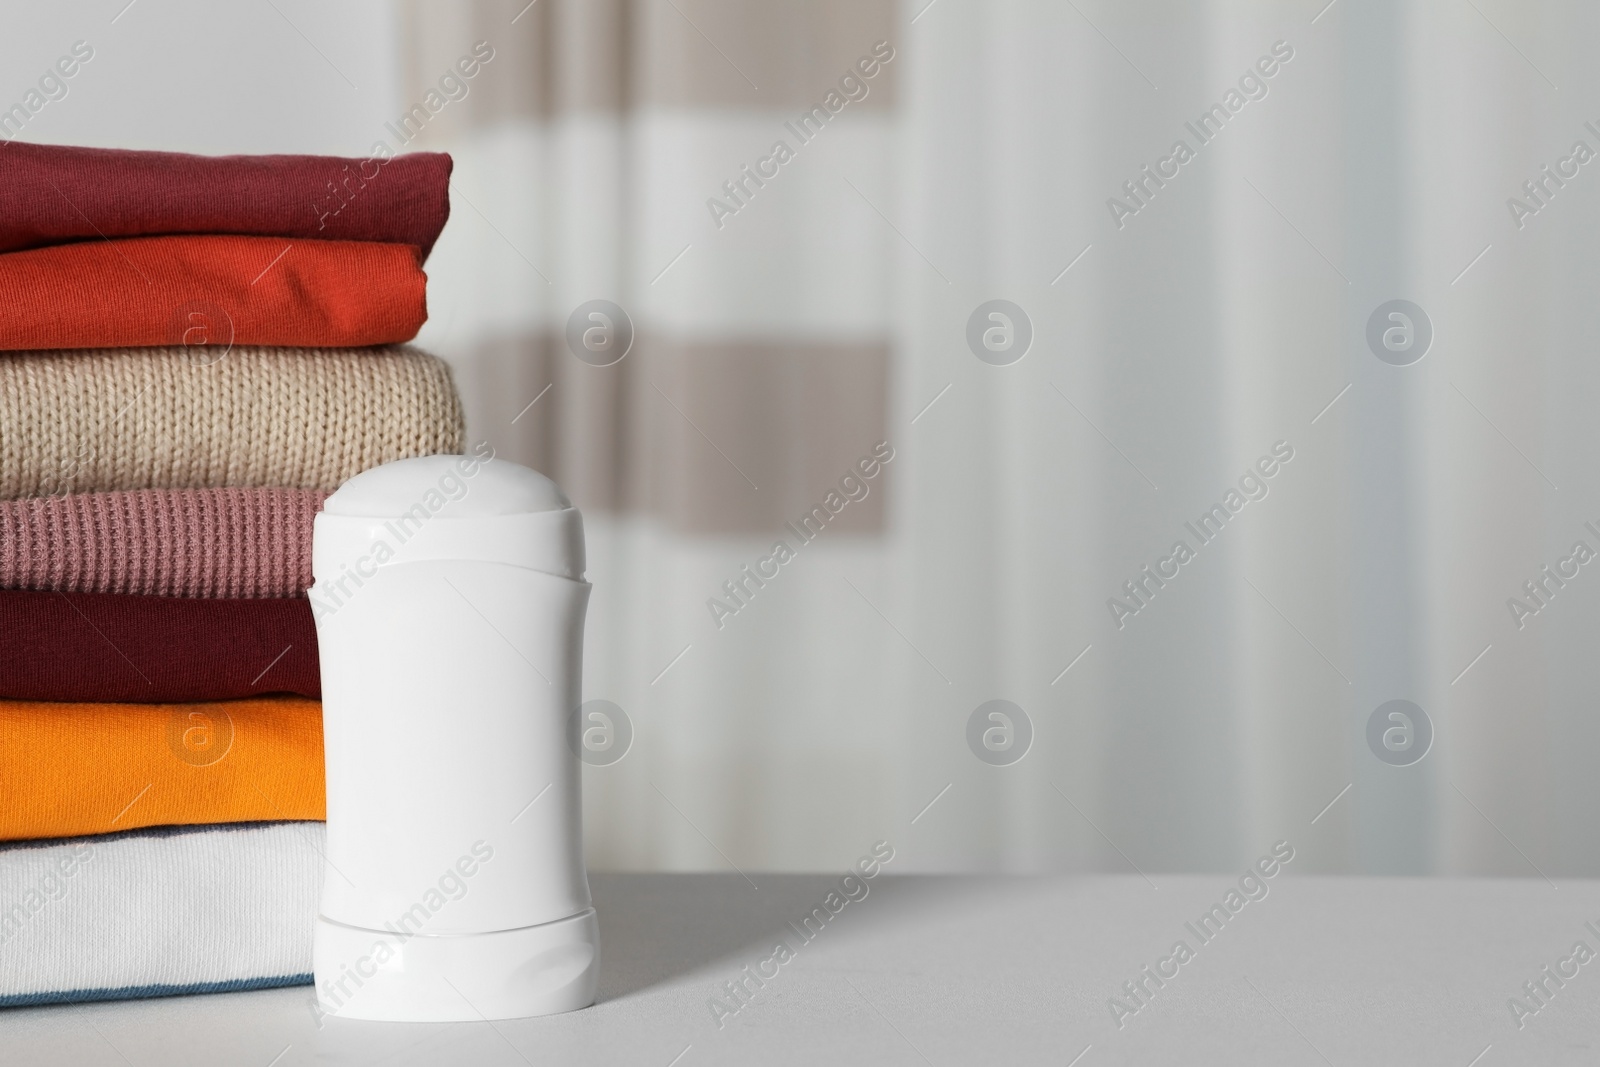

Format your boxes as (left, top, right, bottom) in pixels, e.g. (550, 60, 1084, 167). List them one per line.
(0, 346, 465, 499)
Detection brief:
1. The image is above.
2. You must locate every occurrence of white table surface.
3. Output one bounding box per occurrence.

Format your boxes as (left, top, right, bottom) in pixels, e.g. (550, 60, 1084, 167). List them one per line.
(1, 872, 1594, 1065)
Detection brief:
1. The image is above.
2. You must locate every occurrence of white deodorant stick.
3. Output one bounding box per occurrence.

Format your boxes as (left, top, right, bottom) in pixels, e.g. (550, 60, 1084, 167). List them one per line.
(309, 452, 598, 1021)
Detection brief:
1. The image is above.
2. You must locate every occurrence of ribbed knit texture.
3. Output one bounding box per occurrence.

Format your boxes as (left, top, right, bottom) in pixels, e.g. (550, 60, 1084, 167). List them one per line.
(0, 345, 465, 499)
(0, 488, 327, 598)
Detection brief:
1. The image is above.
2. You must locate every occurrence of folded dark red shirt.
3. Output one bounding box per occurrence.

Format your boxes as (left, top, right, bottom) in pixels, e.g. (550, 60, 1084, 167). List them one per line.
(0, 142, 452, 260)
(0, 588, 318, 703)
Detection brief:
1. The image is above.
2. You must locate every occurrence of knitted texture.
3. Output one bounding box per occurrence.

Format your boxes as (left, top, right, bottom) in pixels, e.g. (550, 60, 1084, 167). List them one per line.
(0, 488, 327, 598)
(0, 345, 465, 499)
(0, 140, 451, 259)
(0, 588, 319, 703)
(0, 236, 427, 350)
(0, 697, 323, 841)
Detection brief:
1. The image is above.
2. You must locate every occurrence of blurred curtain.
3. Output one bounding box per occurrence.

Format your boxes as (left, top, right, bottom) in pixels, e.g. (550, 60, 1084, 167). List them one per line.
(400, 0, 902, 872)
(399, 0, 1600, 878)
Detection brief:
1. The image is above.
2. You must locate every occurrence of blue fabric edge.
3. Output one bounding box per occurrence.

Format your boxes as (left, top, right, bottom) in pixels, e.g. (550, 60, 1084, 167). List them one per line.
(0, 972, 313, 1009)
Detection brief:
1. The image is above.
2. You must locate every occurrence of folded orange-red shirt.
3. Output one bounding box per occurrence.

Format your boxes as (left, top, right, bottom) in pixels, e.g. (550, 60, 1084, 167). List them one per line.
(0, 235, 426, 350)
(0, 696, 324, 841)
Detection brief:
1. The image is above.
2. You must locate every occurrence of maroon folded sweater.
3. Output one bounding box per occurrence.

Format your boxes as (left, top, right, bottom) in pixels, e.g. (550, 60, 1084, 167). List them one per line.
(0, 142, 452, 260)
(0, 588, 319, 703)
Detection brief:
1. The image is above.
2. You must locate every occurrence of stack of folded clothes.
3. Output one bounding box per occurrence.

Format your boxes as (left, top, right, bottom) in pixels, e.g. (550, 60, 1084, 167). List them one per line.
(0, 143, 464, 1007)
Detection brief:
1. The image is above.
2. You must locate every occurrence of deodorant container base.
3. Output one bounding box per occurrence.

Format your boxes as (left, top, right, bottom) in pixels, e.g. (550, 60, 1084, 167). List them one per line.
(310, 453, 598, 1021)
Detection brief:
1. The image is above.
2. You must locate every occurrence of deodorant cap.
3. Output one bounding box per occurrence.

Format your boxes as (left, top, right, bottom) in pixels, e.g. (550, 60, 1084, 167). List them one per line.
(312, 453, 586, 583)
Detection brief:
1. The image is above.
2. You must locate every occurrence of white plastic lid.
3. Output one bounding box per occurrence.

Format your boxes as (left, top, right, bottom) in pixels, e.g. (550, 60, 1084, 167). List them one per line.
(313, 454, 585, 581)
(323, 454, 570, 517)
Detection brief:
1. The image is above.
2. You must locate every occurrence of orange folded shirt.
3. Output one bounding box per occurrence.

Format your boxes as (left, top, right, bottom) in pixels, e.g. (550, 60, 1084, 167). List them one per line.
(0, 696, 324, 841)
(0, 235, 426, 350)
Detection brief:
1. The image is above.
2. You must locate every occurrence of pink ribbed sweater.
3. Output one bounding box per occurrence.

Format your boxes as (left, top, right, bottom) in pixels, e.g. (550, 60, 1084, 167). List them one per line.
(0, 488, 326, 598)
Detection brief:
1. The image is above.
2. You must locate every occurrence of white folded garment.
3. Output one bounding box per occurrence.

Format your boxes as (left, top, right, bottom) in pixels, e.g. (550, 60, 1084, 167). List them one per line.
(0, 821, 321, 1007)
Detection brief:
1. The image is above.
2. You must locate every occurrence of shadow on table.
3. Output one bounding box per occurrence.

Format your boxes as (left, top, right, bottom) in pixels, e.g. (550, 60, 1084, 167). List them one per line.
(590, 872, 1052, 1004)
(592, 871, 856, 1002)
